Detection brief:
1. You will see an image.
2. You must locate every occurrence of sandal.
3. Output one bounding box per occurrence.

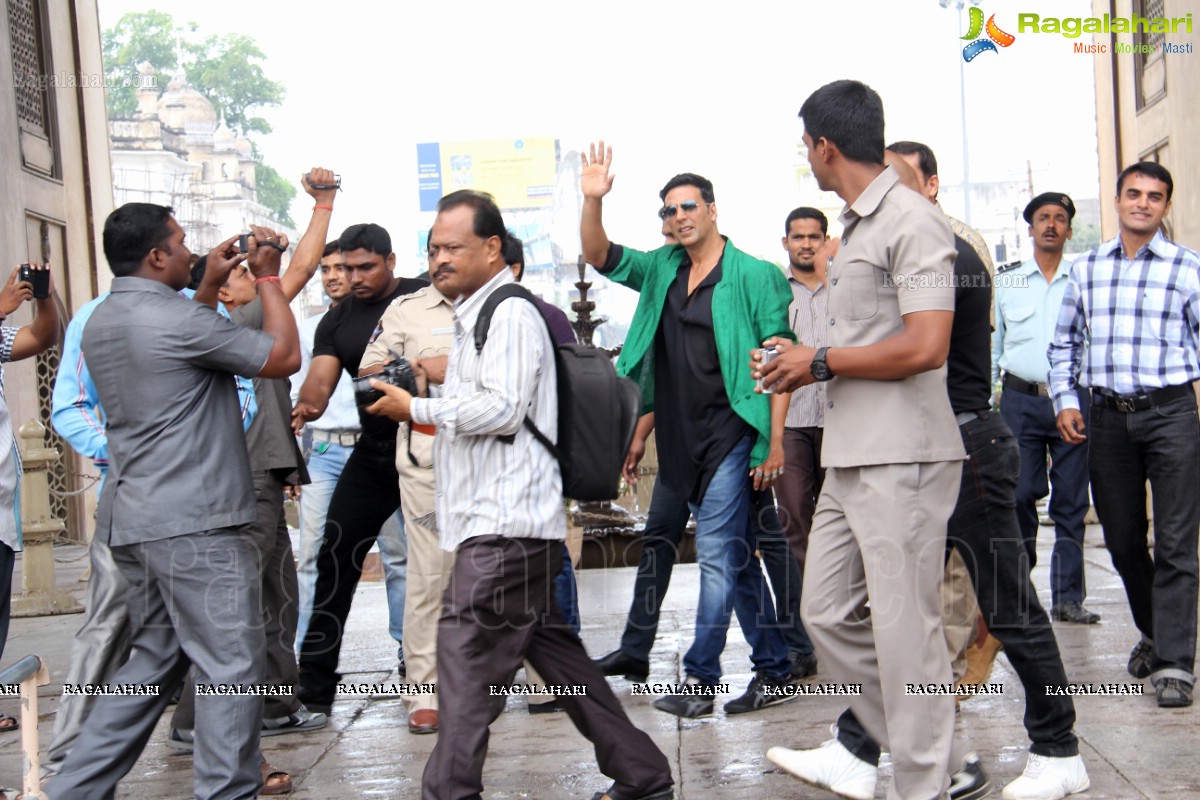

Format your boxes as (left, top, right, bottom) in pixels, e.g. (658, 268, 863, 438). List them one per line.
(0, 714, 18, 733)
(260, 761, 292, 796)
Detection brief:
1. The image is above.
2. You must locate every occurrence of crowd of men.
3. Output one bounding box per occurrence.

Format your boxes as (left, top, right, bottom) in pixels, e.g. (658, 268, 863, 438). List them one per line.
(0, 78, 1187, 800)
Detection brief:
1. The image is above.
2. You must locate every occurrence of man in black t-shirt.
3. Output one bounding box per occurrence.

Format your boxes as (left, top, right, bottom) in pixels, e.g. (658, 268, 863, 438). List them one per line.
(292, 223, 425, 713)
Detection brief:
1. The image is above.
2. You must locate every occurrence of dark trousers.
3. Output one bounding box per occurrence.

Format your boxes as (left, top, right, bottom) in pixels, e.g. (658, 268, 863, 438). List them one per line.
(838, 412, 1078, 764)
(174, 470, 302, 728)
(0, 541, 12, 663)
(423, 535, 672, 800)
(618, 478, 692, 661)
(299, 437, 401, 704)
(775, 426, 824, 572)
(753, 489, 814, 657)
(1089, 392, 1200, 677)
(1000, 387, 1091, 605)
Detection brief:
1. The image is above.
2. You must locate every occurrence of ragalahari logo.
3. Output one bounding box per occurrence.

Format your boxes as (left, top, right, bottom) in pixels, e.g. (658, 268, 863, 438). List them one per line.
(961, 7, 1016, 61)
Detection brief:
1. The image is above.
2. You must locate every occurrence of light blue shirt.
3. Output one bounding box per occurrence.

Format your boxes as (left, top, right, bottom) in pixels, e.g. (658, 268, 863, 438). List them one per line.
(51, 290, 258, 490)
(991, 256, 1073, 385)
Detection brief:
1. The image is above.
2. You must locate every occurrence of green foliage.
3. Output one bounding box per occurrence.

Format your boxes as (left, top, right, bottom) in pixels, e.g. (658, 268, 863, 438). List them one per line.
(255, 163, 296, 228)
(1066, 223, 1101, 253)
(102, 10, 294, 224)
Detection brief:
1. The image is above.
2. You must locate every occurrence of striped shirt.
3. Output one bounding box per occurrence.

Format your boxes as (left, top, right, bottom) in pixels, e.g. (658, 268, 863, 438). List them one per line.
(410, 268, 565, 551)
(1048, 232, 1200, 413)
(785, 274, 827, 429)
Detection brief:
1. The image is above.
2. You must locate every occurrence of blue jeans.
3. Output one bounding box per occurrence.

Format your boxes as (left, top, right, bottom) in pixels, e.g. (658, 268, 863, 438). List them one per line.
(555, 545, 580, 633)
(297, 439, 407, 656)
(682, 436, 790, 685)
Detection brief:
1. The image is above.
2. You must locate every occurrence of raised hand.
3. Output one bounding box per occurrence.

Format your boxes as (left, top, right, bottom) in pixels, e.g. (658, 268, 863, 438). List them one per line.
(246, 226, 290, 279)
(302, 167, 339, 206)
(581, 141, 615, 199)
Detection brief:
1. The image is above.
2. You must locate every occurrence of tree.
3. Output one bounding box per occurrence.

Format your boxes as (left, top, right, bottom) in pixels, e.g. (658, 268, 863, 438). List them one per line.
(102, 11, 294, 223)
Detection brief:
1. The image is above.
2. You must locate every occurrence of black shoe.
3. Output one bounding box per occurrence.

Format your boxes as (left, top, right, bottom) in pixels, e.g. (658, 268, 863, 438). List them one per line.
(1049, 601, 1100, 625)
(790, 651, 818, 680)
(724, 673, 795, 715)
(1127, 640, 1153, 679)
(593, 649, 650, 683)
(589, 785, 674, 800)
(528, 698, 566, 715)
(295, 684, 333, 717)
(949, 752, 992, 800)
(166, 728, 194, 753)
(652, 679, 716, 718)
(1154, 677, 1194, 708)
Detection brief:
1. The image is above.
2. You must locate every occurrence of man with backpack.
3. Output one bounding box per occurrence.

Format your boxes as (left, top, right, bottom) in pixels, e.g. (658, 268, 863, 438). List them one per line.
(366, 190, 673, 800)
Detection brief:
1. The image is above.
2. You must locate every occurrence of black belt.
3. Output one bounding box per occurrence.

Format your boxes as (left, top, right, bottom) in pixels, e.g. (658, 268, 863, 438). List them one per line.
(1003, 373, 1048, 397)
(1094, 384, 1194, 413)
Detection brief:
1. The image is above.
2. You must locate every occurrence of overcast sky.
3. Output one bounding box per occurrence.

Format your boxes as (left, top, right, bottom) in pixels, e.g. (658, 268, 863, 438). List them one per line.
(98, 0, 1104, 272)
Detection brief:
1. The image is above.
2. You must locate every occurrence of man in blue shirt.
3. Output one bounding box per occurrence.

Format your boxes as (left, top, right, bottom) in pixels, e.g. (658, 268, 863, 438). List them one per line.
(1050, 161, 1200, 708)
(993, 192, 1098, 625)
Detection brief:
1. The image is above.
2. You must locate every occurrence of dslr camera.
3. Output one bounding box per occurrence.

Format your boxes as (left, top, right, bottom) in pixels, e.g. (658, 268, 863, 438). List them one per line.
(353, 350, 419, 408)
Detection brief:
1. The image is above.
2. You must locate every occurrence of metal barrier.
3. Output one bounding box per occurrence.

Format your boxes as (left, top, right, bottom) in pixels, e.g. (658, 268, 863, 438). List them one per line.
(0, 654, 50, 799)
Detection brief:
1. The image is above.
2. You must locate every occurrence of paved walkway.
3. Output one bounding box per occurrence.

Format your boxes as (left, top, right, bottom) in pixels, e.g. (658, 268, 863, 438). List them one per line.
(0, 524, 1195, 799)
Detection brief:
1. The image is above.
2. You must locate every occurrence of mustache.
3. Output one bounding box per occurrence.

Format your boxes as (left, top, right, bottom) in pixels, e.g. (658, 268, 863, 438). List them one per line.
(433, 265, 454, 279)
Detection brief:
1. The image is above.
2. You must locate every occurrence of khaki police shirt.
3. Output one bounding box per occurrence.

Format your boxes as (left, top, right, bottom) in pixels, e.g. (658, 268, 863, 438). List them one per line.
(822, 166, 966, 468)
(362, 285, 456, 469)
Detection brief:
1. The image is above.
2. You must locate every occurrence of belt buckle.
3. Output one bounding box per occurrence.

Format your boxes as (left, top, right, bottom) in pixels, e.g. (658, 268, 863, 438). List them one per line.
(1115, 396, 1137, 413)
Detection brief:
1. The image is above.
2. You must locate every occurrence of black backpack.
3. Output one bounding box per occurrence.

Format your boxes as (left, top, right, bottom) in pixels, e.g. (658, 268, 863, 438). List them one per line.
(475, 284, 641, 501)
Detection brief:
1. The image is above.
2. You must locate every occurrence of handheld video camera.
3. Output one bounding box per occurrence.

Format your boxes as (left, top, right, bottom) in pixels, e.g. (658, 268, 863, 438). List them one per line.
(18, 264, 50, 299)
(353, 350, 419, 408)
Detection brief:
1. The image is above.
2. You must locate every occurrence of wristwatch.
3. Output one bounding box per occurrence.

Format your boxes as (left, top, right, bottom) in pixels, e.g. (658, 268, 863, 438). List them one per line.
(810, 347, 834, 382)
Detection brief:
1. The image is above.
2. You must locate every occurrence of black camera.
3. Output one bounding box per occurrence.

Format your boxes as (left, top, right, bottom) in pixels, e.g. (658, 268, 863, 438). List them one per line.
(353, 351, 419, 408)
(18, 264, 50, 299)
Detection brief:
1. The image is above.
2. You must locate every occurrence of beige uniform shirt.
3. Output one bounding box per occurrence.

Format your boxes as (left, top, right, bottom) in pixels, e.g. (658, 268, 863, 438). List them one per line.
(822, 166, 966, 468)
(363, 285, 456, 472)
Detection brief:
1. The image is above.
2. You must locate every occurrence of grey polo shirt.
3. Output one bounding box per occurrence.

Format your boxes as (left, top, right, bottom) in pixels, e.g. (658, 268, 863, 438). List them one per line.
(822, 166, 965, 468)
(83, 277, 273, 545)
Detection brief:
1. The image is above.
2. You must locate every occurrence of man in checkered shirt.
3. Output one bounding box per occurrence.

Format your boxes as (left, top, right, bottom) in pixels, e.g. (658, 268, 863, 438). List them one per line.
(1048, 160, 1200, 709)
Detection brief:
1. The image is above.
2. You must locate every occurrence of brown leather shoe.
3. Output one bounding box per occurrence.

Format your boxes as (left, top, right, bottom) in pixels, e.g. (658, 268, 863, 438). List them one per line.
(955, 633, 1003, 702)
(408, 709, 439, 734)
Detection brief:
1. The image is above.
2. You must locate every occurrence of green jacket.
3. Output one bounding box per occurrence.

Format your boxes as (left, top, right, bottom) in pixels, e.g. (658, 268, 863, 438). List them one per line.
(601, 238, 794, 467)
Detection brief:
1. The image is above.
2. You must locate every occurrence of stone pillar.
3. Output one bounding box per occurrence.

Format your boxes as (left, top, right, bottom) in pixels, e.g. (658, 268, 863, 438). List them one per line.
(12, 419, 81, 616)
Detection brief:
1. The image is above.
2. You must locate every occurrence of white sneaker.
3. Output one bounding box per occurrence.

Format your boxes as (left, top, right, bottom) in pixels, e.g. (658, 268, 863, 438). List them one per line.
(1001, 754, 1090, 800)
(767, 739, 876, 800)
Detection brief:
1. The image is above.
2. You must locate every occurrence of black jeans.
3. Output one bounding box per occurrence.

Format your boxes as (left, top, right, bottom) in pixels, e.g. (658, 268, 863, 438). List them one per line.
(298, 436, 401, 704)
(753, 489, 814, 657)
(838, 412, 1078, 763)
(1089, 392, 1199, 678)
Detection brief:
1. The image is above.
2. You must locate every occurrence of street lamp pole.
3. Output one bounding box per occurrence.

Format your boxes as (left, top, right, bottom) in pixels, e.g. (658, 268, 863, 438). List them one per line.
(939, 0, 980, 227)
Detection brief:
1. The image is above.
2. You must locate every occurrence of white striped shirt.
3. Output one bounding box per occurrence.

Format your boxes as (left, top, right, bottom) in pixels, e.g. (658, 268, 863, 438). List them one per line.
(1049, 232, 1200, 412)
(785, 275, 828, 429)
(410, 269, 565, 551)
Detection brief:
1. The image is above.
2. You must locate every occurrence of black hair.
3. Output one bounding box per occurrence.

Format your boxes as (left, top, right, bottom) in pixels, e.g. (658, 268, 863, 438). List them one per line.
(322, 240, 340, 258)
(436, 190, 506, 243)
(188, 255, 207, 290)
(659, 173, 715, 204)
(102, 203, 175, 277)
(799, 79, 885, 166)
(504, 230, 526, 281)
(1117, 161, 1174, 201)
(886, 140, 938, 182)
(784, 207, 828, 236)
(337, 223, 391, 256)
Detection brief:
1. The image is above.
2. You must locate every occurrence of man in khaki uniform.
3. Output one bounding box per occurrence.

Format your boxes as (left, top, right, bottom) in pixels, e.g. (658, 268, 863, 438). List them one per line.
(757, 80, 962, 800)
(361, 282, 455, 734)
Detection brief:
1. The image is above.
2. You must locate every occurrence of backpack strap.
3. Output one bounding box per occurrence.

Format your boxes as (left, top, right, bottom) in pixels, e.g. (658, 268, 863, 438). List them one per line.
(472, 283, 560, 462)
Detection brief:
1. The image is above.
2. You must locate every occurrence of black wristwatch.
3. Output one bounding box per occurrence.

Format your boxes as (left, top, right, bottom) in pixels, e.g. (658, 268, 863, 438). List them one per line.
(810, 347, 834, 382)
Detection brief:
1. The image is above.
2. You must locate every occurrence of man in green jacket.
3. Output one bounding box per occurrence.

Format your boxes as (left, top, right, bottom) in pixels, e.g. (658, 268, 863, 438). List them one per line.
(581, 142, 795, 718)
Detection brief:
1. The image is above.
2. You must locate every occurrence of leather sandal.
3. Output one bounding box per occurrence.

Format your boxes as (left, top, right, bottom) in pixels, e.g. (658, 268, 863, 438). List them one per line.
(260, 761, 293, 796)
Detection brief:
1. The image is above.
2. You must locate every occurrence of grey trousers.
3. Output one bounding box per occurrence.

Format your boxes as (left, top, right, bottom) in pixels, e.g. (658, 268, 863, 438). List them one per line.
(802, 461, 962, 800)
(47, 528, 266, 800)
(44, 535, 133, 776)
(173, 470, 302, 729)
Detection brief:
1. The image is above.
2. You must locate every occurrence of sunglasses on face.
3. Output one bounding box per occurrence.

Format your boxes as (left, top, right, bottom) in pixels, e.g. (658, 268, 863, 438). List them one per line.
(658, 200, 701, 219)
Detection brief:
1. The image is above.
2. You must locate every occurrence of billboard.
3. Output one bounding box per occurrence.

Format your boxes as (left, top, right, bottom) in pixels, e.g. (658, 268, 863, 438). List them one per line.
(417, 138, 558, 212)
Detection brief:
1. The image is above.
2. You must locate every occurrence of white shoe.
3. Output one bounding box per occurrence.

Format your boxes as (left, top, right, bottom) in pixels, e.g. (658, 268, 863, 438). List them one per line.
(1001, 754, 1090, 800)
(767, 739, 876, 800)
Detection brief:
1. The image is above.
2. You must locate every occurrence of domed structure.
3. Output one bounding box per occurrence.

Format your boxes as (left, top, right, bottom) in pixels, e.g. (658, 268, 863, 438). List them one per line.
(157, 69, 216, 131)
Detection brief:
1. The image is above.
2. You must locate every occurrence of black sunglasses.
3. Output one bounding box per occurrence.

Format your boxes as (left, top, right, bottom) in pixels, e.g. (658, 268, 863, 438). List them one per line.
(658, 200, 701, 219)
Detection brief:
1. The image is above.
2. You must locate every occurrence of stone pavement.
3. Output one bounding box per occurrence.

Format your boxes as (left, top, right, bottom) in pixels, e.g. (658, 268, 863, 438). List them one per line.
(0, 523, 1196, 799)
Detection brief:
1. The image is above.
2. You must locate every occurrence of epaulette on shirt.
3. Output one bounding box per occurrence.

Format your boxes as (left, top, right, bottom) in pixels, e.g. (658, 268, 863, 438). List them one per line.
(997, 261, 1022, 273)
